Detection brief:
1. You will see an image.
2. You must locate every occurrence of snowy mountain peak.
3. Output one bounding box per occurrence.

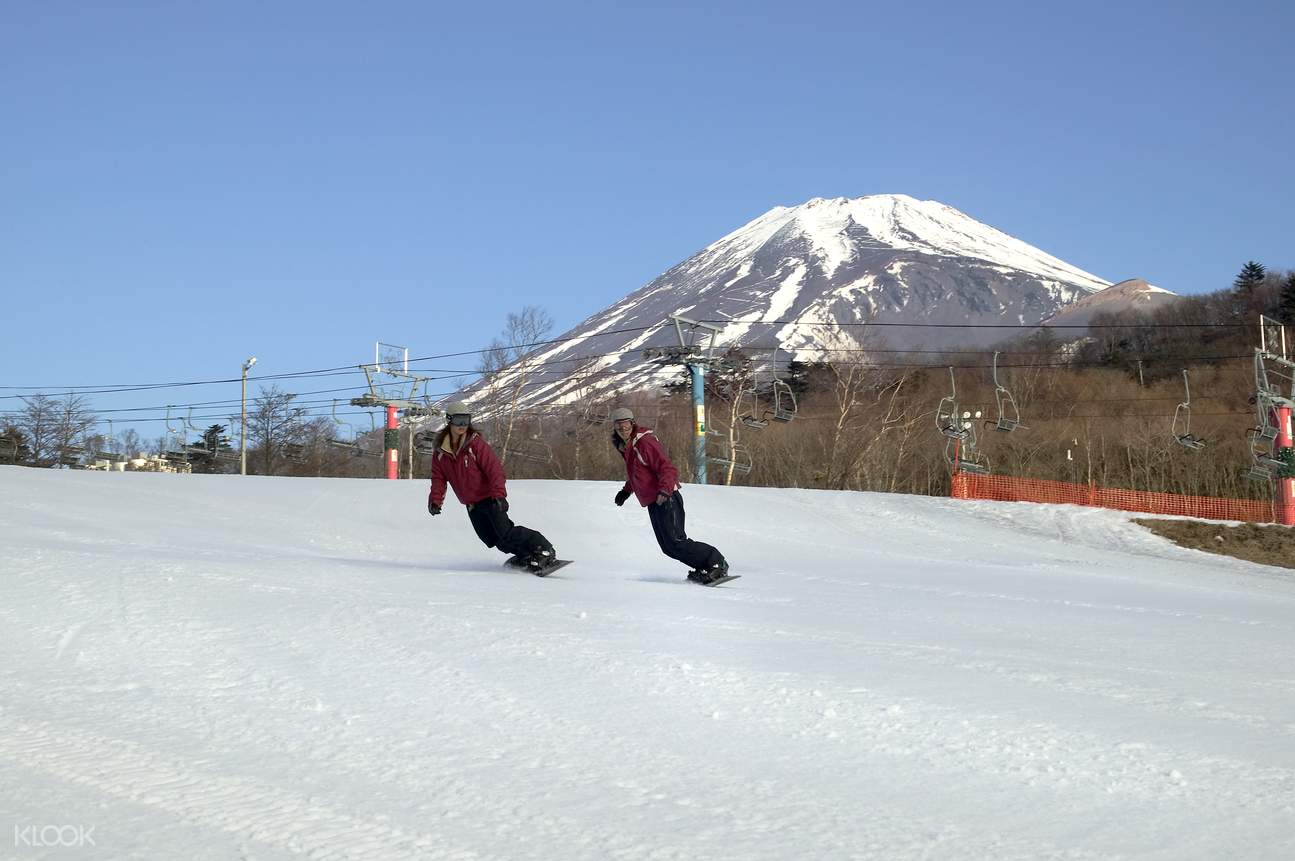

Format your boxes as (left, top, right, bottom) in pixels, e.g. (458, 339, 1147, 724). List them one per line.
(462, 195, 1140, 410)
(712, 194, 1110, 290)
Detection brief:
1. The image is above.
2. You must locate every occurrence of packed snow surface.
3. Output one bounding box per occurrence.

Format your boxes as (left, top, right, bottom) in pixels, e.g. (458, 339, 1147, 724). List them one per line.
(2, 467, 1294, 860)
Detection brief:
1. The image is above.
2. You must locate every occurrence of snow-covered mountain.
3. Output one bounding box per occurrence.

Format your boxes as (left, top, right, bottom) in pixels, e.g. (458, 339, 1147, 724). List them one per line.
(1040, 278, 1180, 330)
(462, 195, 1128, 410)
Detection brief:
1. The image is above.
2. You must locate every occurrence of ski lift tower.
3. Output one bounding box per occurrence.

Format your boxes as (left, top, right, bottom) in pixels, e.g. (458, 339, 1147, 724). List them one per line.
(351, 342, 433, 480)
(1252, 317, 1295, 524)
(642, 315, 722, 484)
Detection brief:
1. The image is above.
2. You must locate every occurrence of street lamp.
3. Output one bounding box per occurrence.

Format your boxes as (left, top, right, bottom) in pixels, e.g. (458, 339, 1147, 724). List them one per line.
(241, 356, 257, 475)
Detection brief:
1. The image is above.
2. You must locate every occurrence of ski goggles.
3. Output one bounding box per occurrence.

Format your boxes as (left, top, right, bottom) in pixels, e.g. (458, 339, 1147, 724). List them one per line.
(448, 414, 471, 427)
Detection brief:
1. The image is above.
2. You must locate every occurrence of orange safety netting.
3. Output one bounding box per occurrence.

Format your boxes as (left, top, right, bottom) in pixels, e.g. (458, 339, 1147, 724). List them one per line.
(951, 472, 1278, 524)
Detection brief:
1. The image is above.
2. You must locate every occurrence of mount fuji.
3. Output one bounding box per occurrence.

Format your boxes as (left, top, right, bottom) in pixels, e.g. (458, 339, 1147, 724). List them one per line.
(462, 194, 1158, 410)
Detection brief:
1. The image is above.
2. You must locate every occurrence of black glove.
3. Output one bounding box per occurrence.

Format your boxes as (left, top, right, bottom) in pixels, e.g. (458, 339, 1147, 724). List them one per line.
(614, 488, 631, 507)
(428, 501, 441, 516)
(655, 492, 670, 506)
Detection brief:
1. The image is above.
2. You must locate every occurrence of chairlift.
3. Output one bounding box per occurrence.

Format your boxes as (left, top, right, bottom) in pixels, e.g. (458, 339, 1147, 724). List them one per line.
(1244, 426, 1285, 478)
(94, 418, 120, 461)
(936, 368, 965, 440)
(707, 434, 753, 476)
(413, 429, 440, 455)
(738, 387, 768, 429)
(328, 399, 361, 449)
(505, 414, 554, 464)
(991, 352, 1024, 432)
(505, 436, 554, 464)
(329, 408, 382, 458)
(947, 413, 990, 475)
(1171, 370, 1206, 450)
(769, 378, 797, 423)
(936, 368, 990, 474)
(739, 349, 797, 427)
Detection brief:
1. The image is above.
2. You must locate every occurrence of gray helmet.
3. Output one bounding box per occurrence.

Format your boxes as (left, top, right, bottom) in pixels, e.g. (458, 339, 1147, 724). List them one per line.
(610, 406, 634, 423)
(444, 401, 471, 420)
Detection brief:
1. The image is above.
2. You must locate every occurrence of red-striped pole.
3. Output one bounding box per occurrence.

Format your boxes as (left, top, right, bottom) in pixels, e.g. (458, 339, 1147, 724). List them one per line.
(1277, 405, 1295, 526)
(385, 405, 399, 480)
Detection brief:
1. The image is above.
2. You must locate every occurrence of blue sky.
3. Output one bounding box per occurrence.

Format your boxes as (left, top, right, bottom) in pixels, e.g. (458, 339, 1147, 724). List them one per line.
(2, 1, 1291, 433)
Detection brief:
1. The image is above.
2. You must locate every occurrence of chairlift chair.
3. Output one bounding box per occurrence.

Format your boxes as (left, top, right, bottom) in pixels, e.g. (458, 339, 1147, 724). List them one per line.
(707, 436, 753, 476)
(1245, 427, 1286, 475)
(936, 368, 966, 440)
(505, 436, 554, 464)
(738, 387, 768, 429)
(1171, 370, 1206, 451)
(945, 413, 991, 475)
(770, 378, 797, 423)
(413, 429, 439, 455)
(991, 352, 1024, 432)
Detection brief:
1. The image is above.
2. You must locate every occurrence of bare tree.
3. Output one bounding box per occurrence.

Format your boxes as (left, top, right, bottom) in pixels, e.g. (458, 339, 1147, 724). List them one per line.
(475, 306, 554, 465)
(247, 385, 309, 476)
(15, 394, 59, 465)
(117, 428, 144, 459)
(15, 393, 97, 466)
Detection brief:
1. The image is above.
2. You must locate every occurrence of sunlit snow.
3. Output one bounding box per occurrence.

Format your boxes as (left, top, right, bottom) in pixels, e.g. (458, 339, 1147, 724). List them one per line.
(3, 467, 1293, 859)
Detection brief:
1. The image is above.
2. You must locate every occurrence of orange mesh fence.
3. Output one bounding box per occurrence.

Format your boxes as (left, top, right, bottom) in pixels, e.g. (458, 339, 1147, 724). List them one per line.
(951, 472, 1277, 524)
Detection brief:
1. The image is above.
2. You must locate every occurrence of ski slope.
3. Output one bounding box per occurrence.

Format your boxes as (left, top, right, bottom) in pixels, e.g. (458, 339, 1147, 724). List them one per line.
(2, 467, 1294, 860)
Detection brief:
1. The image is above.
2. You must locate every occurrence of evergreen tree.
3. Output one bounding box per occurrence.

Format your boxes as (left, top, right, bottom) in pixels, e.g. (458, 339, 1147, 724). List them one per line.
(0, 424, 32, 465)
(1279, 272, 1295, 326)
(190, 424, 234, 474)
(1233, 260, 1267, 294)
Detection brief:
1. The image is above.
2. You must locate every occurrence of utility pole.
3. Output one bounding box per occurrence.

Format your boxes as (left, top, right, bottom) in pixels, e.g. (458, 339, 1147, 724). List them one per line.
(240, 356, 256, 476)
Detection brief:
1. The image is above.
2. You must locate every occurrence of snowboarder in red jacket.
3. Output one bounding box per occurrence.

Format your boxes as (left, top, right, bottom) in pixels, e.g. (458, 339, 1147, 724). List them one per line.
(427, 402, 558, 573)
(610, 406, 729, 584)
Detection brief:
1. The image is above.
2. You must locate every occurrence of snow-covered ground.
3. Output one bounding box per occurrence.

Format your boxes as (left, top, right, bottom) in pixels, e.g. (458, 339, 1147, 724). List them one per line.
(2, 467, 1294, 860)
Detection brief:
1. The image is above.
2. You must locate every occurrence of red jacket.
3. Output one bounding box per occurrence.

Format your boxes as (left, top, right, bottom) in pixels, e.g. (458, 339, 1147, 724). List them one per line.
(429, 431, 507, 508)
(616, 425, 680, 507)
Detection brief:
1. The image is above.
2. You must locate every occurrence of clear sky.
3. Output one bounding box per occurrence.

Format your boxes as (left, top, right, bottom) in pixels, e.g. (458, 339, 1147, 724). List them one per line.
(2, 1, 1291, 434)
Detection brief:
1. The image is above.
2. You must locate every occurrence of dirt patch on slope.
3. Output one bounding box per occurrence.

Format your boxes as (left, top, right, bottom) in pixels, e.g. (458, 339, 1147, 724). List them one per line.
(1134, 519, 1295, 571)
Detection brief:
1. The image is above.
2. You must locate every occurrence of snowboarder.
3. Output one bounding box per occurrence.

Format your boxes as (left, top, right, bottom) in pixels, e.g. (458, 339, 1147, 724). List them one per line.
(609, 407, 732, 585)
(426, 402, 560, 574)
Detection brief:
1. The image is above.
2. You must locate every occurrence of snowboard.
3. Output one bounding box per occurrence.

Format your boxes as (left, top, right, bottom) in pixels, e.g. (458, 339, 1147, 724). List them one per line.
(503, 557, 573, 577)
(687, 572, 741, 587)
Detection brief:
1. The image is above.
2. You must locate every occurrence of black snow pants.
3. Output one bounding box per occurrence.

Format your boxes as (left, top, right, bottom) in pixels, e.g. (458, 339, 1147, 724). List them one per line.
(647, 490, 723, 572)
(466, 498, 552, 559)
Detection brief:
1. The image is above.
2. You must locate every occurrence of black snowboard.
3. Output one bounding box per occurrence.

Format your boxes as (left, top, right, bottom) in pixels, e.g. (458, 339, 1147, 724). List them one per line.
(688, 573, 741, 587)
(503, 557, 573, 577)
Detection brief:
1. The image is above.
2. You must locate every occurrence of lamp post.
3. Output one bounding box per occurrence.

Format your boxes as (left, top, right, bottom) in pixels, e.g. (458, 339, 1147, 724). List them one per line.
(241, 356, 257, 475)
